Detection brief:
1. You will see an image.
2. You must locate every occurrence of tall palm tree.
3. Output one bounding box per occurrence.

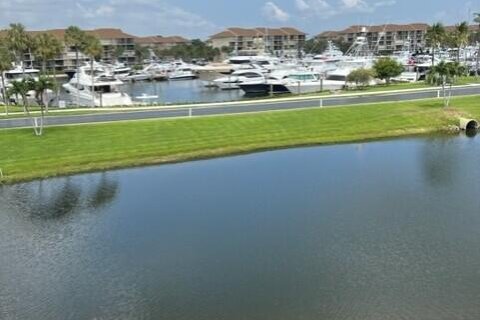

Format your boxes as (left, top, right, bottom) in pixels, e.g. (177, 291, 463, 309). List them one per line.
(474, 13, 480, 76)
(33, 33, 63, 74)
(81, 35, 103, 106)
(6, 23, 31, 73)
(454, 21, 470, 62)
(65, 26, 86, 106)
(426, 22, 445, 68)
(0, 45, 13, 114)
(34, 33, 63, 112)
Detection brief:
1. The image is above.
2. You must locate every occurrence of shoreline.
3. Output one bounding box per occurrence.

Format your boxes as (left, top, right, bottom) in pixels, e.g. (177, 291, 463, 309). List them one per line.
(1, 96, 477, 185)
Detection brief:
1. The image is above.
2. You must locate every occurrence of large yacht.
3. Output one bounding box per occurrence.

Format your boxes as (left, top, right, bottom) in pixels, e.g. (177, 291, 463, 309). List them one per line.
(213, 69, 265, 90)
(63, 65, 132, 107)
(2, 66, 40, 88)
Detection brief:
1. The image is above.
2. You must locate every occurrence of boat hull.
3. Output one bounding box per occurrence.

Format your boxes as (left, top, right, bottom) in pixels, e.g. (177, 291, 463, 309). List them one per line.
(239, 83, 289, 95)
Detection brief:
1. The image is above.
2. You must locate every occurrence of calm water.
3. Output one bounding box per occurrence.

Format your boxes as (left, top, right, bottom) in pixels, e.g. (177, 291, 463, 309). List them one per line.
(59, 79, 246, 105)
(2, 136, 480, 319)
(123, 79, 245, 104)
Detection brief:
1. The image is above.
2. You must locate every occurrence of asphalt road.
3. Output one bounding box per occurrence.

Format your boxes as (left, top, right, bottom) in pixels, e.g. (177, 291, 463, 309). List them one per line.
(1, 86, 479, 129)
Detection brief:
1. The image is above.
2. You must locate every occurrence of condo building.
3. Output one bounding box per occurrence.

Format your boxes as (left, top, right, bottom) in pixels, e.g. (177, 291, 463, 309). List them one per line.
(208, 27, 306, 57)
(317, 24, 431, 52)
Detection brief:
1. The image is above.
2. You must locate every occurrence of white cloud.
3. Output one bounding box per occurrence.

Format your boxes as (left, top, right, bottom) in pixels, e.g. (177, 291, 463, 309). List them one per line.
(340, 0, 371, 12)
(373, 0, 396, 7)
(295, 0, 336, 18)
(262, 1, 290, 22)
(0, 0, 216, 38)
(295, 0, 310, 10)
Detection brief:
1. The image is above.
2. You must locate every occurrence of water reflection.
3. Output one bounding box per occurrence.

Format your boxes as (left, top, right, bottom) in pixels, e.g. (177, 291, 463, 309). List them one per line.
(421, 136, 462, 187)
(465, 128, 478, 138)
(0, 173, 119, 220)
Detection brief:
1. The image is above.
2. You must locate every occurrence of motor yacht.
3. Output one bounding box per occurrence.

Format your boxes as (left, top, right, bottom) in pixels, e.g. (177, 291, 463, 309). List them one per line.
(62, 65, 132, 107)
(213, 69, 265, 90)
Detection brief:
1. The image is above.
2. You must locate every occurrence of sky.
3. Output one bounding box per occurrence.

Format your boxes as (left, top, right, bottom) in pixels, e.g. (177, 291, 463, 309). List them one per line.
(0, 0, 479, 39)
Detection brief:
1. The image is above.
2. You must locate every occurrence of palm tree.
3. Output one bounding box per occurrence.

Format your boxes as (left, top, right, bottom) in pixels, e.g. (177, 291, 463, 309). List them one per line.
(65, 26, 86, 106)
(474, 13, 480, 76)
(6, 23, 31, 74)
(34, 33, 63, 111)
(81, 35, 103, 106)
(427, 61, 465, 107)
(8, 79, 32, 114)
(0, 45, 13, 114)
(33, 33, 63, 74)
(453, 22, 470, 62)
(426, 23, 445, 68)
(27, 76, 56, 135)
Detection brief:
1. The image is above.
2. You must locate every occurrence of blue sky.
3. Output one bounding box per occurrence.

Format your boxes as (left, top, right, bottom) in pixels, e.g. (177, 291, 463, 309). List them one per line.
(0, 0, 478, 38)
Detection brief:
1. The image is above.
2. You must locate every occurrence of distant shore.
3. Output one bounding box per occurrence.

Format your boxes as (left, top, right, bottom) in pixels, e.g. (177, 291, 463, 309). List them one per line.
(1, 95, 479, 184)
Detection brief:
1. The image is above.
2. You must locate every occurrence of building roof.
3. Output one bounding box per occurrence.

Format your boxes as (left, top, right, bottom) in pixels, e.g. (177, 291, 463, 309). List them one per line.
(317, 23, 431, 38)
(0, 28, 135, 40)
(210, 27, 306, 39)
(135, 35, 189, 45)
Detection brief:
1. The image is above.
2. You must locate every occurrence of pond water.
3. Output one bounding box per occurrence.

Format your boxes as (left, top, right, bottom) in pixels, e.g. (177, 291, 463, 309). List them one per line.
(2, 135, 480, 319)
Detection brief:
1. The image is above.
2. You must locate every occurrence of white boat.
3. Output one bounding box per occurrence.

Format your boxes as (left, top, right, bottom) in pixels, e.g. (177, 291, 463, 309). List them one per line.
(2, 66, 40, 88)
(124, 70, 151, 82)
(213, 69, 265, 90)
(168, 67, 196, 80)
(62, 65, 132, 107)
(284, 71, 345, 94)
(111, 63, 132, 81)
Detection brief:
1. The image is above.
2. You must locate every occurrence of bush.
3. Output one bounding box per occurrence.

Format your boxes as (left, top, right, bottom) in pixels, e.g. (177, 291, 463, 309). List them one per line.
(373, 57, 404, 84)
(347, 68, 375, 88)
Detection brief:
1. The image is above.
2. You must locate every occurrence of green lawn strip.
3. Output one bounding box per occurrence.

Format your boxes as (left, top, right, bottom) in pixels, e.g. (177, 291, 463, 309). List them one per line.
(0, 95, 478, 184)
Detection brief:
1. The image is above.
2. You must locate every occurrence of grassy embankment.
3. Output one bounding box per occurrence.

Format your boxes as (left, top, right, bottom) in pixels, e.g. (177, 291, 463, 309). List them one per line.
(1, 95, 480, 184)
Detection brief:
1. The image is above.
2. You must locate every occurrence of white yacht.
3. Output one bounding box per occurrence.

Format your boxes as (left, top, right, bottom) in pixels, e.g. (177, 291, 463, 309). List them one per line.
(168, 64, 197, 80)
(110, 62, 131, 81)
(63, 65, 132, 107)
(3, 66, 40, 87)
(213, 69, 265, 90)
(124, 70, 152, 82)
(284, 71, 345, 94)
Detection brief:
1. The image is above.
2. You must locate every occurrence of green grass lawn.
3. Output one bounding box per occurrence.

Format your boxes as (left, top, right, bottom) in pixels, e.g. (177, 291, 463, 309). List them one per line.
(1, 95, 479, 183)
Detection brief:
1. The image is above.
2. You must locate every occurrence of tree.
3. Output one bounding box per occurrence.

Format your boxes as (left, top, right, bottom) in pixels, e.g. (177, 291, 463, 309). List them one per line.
(427, 61, 465, 107)
(426, 23, 445, 67)
(346, 68, 375, 88)
(29, 76, 56, 109)
(7, 78, 32, 114)
(332, 38, 351, 54)
(81, 35, 103, 107)
(451, 22, 470, 62)
(65, 26, 87, 106)
(113, 46, 125, 62)
(33, 33, 64, 74)
(65, 26, 86, 69)
(0, 45, 13, 114)
(134, 44, 150, 64)
(303, 38, 328, 55)
(373, 57, 404, 84)
(474, 13, 480, 76)
(25, 76, 56, 135)
(6, 23, 31, 72)
(154, 40, 222, 62)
